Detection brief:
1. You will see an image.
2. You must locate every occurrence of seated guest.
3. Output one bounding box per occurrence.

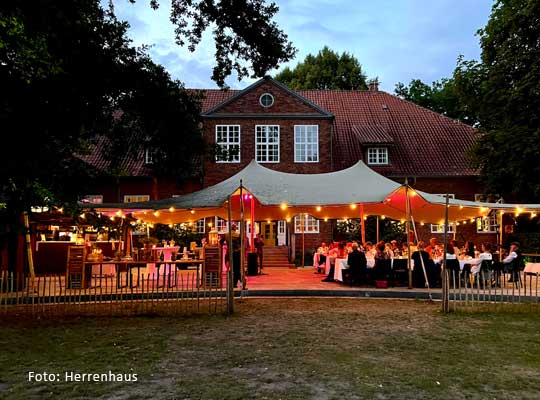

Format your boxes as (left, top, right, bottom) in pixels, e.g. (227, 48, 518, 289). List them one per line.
(503, 242, 522, 282)
(450, 240, 461, 257)
(470, 242, 493, 276)
(424, 237, 442, 260)
(463, 241, 476, 258)
(390, 240, 401, 257)
(375, 242, 390, 261)
(322, 241, 347, 282)
(411, 241, 432, 288)
(384, 242, 394, 258)
(347, 242, 367, 285)
(314, 242, 329, 273)
(364, 241, 376, 258)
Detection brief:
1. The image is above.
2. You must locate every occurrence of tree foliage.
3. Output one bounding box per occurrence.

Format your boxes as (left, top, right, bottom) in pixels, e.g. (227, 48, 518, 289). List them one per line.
(394, 73, 478, 126)
(395, 0, 540, 202)
(0, 0, 295, 218)
(147, 0, 297, 88)
(274, 46, 368, 90)
(467, 0, 540, 202)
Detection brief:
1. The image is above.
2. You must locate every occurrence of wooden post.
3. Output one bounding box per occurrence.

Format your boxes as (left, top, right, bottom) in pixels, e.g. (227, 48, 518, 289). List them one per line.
(301, 213, 305, 268)
(376, 216, 379, 243)
(360, 205, 366, 245)
(250, 195, 255, 253)
(226, 195, 234, 314)
(442, 193, 450, 313)
(23, 212, 36, 286)
(405, 185, 412, 289)
(239, 181, 246, 291)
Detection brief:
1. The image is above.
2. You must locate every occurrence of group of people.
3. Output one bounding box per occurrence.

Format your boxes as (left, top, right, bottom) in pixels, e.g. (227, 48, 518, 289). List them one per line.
(316, 237, 524, 288)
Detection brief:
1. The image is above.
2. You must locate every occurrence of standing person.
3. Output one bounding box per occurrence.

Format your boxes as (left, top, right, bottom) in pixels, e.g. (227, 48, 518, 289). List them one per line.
(229, 224, 242, 288)
(254, 233, 264, 274)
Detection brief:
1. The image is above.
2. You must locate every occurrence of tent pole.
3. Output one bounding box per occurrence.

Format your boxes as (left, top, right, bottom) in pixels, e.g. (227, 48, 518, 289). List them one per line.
(302, 213, 305, 268)
(360, 205, 366, 245)
(405, 184, 412, 289)
(227, 195, 234, 314)
(250, 195, 255, 252)
(498, 212, 504, 262)
(376, 216, 379, 243)
(239, 181, 246, 291)
(442, 193, 450, 313)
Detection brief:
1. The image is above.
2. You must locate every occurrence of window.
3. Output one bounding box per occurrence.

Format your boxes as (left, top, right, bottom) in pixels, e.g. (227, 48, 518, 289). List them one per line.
(294, 125, 319, 162)
(259, 93, 274, 108)
(216, 125, 240, 163)
(366, 147, 388, 165)
(144, 149, 154, 164)
(294, 215, 319, 233)
(255, 125, 280, 163)
(476, 216, 497, 233)
(195, 218, 206, 234)
(430, 224, 455, 234)
(123, 195, 150, 203)
(81, 195, 103, 204)
(216, 217, 228, 233)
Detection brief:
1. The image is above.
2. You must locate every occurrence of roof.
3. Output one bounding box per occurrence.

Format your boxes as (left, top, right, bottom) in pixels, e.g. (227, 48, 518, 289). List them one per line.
(201, 87, 480, 177)
(82, 80, 480, 178)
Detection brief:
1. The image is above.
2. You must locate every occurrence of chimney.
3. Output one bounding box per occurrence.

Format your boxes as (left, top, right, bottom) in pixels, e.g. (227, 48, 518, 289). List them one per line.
(367, 78, 379, 91)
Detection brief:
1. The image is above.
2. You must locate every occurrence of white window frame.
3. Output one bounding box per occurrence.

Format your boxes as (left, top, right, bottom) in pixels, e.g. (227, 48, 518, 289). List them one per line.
(144, 149, 154, 164)
(215, 125, 241, 163)
(215, 217, 228, 234)
(294, 215, 320, 234)
(430, 224, 455, 234)
(259, 93, 274, 108)
(475, 193, 502, 203)
(195, 218, 206, 234)
(294, 125, 319, 163)
(123, 195, 150, 203)
(255, 125, 280, 163)
(81, 195, 103, 204)
(476, 216, 497, 233)
(366, 147, 389, 165)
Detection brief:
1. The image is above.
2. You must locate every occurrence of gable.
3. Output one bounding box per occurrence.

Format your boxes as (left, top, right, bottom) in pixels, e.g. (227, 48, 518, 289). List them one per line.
(202, 76, 333, 119)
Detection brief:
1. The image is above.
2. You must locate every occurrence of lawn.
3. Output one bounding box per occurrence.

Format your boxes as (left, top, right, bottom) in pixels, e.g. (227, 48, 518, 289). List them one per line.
(1, 298, 540, 399)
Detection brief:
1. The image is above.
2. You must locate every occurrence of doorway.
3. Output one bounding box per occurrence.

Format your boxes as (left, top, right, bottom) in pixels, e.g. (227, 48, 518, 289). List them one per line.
(260, 221, 277, 246)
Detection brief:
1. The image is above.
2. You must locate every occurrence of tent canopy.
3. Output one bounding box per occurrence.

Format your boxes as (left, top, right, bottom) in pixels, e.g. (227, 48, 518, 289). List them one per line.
(86, 160, 540, 225)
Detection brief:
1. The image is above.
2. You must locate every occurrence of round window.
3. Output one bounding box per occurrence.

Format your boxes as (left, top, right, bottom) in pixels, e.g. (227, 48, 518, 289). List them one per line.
(259, 93, 274, 108)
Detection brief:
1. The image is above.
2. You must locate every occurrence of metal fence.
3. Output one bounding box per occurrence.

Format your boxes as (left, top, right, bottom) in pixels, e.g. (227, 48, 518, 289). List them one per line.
(446, 266, 540, 310)
(0, 270, 227, 317)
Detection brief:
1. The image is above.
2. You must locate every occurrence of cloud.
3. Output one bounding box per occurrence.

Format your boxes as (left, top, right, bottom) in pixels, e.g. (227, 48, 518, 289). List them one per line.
(111, 0, 492, 92)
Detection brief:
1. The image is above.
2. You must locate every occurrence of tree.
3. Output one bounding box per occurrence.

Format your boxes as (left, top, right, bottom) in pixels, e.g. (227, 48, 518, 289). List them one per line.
(274, 46, 368, 90)
(467, 0, 540, 202)
(0, 0, 295, 211)
(0, 0, 296, 273)
(394, 74, 479, 126)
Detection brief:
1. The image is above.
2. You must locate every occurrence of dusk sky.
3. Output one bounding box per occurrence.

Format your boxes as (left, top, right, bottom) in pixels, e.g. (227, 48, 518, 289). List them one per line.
(112, 0, 494, 92)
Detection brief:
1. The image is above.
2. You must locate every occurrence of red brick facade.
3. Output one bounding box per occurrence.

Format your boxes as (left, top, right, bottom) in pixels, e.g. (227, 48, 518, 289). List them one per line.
(84, 76, 493, 255)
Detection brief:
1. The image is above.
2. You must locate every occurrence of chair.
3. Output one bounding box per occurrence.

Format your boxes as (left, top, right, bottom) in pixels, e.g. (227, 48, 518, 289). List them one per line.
(390, 258, 408, 287)
(373, 258, 391, 286)
(505, 258, 524, 288)
(479, 259, 494, 287)
(66, 245, 88, 289)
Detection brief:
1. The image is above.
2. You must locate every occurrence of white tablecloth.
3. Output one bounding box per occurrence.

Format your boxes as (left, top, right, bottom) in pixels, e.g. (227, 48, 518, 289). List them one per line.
(525, 263, 540, 274)
(333, 258, 348, 282)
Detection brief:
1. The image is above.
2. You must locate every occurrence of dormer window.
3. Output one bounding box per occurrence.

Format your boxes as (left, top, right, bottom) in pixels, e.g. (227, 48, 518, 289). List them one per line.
(259, 93, 274, 108)
(367, 147, 388, 165)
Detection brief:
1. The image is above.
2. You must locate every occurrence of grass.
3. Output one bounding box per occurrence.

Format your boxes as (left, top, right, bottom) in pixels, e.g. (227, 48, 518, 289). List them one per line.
(1, 298, 540, 399)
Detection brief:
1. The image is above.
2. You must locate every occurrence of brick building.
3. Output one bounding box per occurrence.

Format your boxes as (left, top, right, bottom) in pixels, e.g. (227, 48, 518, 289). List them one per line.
(83, 76, 497, 256)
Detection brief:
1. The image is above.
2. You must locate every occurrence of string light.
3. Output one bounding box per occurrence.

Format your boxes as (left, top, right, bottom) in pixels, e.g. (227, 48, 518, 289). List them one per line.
(280, 203, 287, 210)
(381, 215, 386, 220)
(350, 204, 357, 210)
(190, 210, 195, 214)
(324, 218, 328, 222)
(169, 207, 175, 212)
(153, 211, 160, 217)
(316, 206, 322, 212)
